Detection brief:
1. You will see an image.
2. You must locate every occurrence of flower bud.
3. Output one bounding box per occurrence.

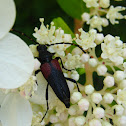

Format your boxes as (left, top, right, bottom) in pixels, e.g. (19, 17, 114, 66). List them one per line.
(89, 58, 97, 67)
(75, 116, 86, 126)
(114, 71, 125, 82)
(78, 98, 89, 111)
(113, 105, 124, 116)
(119, 79, 126, 89)
(81, 53, 90, 63)
(89, 119, 102, 126)
(95, 33, 104, 45)
(99, 0, 110, 8)
(102, 18, 109, 27)
(63, 34, 72, 42)
(34, 58, 41, 71)
(72, 47, 83, 55)
(81, 12, 90, 22)
(91, 93, 102, 104)
(103, 93, 114, 104)
(69, 117, 76, 126)
(71, 92, 82, 103)
(85, 85, 94, 95)
(55, 29, 64, 36)
(68, 105, 78, 115)
(96, 64, 107, 76)
(93, 107, 105, 119)
(103, 76, 114, 87)
(71, 71, 79, 81)
(49, 114, 59, 123)
(102, 121, 112, 126)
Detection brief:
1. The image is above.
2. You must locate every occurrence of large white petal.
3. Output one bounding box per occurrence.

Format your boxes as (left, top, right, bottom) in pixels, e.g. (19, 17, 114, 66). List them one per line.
(0, 0, 16, 39)
(0, 93, 33, 126)
(30, 72, 57, 105)
(0, 33, 34, 89)
(0, 90, 6, 105)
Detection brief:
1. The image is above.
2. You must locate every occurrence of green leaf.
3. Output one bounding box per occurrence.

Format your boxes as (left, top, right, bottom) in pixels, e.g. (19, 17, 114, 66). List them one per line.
(57, 0, 89, 20)
(53, 17, 75, 38)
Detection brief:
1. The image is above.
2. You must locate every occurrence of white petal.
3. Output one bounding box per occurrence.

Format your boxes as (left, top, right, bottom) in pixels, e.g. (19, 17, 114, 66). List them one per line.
(0, 93, 32, 126)
(0, 90, 6, 105)
(0, 0, 16, 39)
(0, 33, 34, 89)
(30, 72, 57, 105)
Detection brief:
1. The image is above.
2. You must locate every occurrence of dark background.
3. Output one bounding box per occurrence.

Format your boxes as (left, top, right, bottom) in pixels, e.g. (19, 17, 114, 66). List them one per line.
(13, 0, 126, 45)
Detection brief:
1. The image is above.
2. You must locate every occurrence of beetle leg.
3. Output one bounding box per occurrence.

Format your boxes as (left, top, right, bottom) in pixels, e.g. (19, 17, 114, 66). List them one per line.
(55, 57, 74, 71)
(34, 70, 41, 86)
(40, 83, 49, 122)
(65, 77, 80, 92)
(35, 69, 41, 75)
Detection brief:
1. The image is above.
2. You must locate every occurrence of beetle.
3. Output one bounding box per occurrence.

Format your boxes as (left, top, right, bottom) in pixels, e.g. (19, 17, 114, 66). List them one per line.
(11, 29, 85, 122)
(36, 43, 85, 122)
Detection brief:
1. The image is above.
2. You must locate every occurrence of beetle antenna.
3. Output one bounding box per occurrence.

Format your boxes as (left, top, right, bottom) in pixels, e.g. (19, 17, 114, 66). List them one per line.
(45, 42, 86, 53)
(11, 28, 37, 44)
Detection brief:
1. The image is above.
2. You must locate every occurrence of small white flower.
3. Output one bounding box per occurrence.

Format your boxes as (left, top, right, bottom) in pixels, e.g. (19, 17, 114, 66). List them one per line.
(91, 93, 102, 104)
(75, 28, 96, 50)
(106, 6, 126, 24)
(64, 53, 83, 69)
(103, 76, 115, 87)
(85, 84, 94, 95)
(88, 16, 103, 32)
(88, 58, 97, 67)
(103, 93, 114, 104)
(93, 107, 105, 119)
(96, 64, 107, 76)
(101, 35, 124, 65)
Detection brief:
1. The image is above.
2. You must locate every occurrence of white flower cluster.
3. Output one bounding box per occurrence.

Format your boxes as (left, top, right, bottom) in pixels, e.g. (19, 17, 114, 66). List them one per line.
(28, 19, 126, 126)
(82, 0, 126, 31)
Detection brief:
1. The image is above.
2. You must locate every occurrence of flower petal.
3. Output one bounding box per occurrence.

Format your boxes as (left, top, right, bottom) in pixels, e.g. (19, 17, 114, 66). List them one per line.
(30, 72, 57, 105)
(0, 93, 33, 126)
(0, 33, 34, 89)
(0, 90, 6, 105)
(0, 0, 16, 39)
